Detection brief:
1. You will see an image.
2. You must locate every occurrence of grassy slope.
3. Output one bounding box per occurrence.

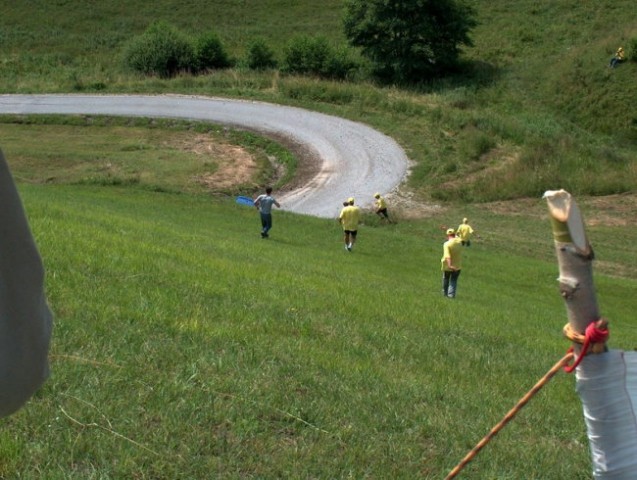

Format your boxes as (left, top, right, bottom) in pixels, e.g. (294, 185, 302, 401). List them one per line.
(468, 0, 637, 135)
(0, 1, 636, 477)
(2, 184, 634, 479)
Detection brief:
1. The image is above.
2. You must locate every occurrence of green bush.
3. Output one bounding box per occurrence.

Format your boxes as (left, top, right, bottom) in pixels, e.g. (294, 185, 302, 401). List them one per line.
(282, 36, 358, 80)
(122, 21, 195, 78)
(245, 38, 278, 70)
(322, 45, 359, 80)
(194, 31, 231, 71)
(283, 36, 328, 76)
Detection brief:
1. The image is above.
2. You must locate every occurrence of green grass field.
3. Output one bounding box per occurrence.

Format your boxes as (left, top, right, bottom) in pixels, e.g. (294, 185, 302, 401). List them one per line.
(0, 182, 634, 479)
(1, 0, 637, 477)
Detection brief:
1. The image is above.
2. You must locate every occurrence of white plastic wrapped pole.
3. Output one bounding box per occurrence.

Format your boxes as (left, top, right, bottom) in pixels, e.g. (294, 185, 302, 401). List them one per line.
(0, 149, 53, 417)
(544, 189, 637, 479)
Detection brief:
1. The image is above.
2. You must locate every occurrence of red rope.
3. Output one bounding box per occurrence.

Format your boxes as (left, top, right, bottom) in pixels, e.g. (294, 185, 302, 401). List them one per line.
(563, 321, 609, 373)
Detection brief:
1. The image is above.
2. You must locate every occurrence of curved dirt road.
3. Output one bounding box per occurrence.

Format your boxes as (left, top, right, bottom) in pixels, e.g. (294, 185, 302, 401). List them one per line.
(0, 94, 409, 218)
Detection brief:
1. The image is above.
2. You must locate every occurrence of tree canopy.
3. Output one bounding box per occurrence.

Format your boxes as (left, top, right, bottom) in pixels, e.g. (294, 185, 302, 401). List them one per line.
(343, 0, 477, 83)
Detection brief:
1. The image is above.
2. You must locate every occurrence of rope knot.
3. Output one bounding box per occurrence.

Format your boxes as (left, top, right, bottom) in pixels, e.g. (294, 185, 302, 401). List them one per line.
(563, 319, 609, 373)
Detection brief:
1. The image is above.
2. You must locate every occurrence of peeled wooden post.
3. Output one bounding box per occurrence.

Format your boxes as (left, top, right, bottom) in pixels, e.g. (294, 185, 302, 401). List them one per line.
(544, 189, 599, 357)
(544, 189, 637, 479)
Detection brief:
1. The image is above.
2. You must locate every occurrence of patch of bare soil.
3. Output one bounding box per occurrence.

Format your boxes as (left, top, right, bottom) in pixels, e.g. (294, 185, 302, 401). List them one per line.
(578, 193, 637, 227)
(172, 134, 259, 190)
(384, 189, 445, 219)
(381, 187, 637, 229)
(483, 192, 637, 228)
(168, 130, 321, 194)
(481, 197, 548, 219)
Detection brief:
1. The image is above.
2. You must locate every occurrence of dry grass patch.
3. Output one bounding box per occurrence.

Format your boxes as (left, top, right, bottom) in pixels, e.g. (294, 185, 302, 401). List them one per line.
(178, 134, 259, 190)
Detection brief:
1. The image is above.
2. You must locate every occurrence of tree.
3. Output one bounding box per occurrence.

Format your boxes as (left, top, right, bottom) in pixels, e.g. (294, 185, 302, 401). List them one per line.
(343, 0, 477, 83)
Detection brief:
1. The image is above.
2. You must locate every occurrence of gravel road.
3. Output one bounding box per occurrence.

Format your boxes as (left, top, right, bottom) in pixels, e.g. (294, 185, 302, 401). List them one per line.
(0, 94, 409, 218)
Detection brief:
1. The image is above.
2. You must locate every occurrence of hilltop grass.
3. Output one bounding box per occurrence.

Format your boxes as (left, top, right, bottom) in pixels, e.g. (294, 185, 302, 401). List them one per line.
(0, 183, 635, 478)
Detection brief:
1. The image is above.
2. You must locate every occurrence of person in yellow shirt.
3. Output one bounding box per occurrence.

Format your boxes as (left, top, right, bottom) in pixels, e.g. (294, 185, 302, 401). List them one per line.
(609, 47, 625, 68)
(339, 197, 361, 252)
(373, 193, 392, 223)
(456, 217, 477, 247)
(441, 228, 463, 298)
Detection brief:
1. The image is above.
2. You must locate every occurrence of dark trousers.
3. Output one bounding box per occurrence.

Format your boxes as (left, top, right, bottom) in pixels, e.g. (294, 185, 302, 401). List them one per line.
(260, 213, 272, 234)
(442, 270, 461, 298)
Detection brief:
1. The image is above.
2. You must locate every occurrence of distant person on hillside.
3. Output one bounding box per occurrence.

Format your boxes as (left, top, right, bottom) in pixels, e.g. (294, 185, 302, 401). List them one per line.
(253, 186, 281, 238)
(456, 217, 478, 247)
(441, 228, 463, 298)
(0, 149, 53, 418)
(609, 47, 625, 68)
(339, 197, 361, 252)
(373, 193, 393, 223)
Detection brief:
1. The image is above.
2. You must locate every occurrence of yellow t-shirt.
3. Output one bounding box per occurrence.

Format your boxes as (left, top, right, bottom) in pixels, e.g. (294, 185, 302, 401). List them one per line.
(375, 196, 387, 210)
(441, 237, 463, 271)
(456, 223, 474, 241)
(339, 205, 361, 231)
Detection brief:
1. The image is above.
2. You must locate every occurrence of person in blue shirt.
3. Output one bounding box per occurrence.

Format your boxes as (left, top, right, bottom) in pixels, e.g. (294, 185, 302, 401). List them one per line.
(253, 187, 281, 238)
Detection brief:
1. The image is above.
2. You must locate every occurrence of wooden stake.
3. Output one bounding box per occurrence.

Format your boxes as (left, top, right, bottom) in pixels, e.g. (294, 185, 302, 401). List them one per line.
(543, 190, 600, 355)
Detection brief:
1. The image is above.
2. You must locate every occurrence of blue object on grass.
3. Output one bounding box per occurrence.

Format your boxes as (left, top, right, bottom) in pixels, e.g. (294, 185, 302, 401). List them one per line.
(236, 196, 254, 207)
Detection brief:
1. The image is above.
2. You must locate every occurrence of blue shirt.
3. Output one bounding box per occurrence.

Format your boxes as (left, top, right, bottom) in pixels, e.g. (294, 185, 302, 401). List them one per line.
(255, 194, 277, 214)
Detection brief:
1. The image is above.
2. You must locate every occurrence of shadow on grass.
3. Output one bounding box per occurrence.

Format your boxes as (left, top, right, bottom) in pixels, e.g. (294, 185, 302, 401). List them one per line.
(387, 59, 503, 94)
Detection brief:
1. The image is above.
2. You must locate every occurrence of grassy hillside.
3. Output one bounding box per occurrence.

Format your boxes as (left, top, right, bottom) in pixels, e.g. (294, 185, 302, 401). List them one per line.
(2, 183, 634, 478)
(467, 0, 637, 136)
(1, 1, 637, 477)
(0, 0, 635, 202)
